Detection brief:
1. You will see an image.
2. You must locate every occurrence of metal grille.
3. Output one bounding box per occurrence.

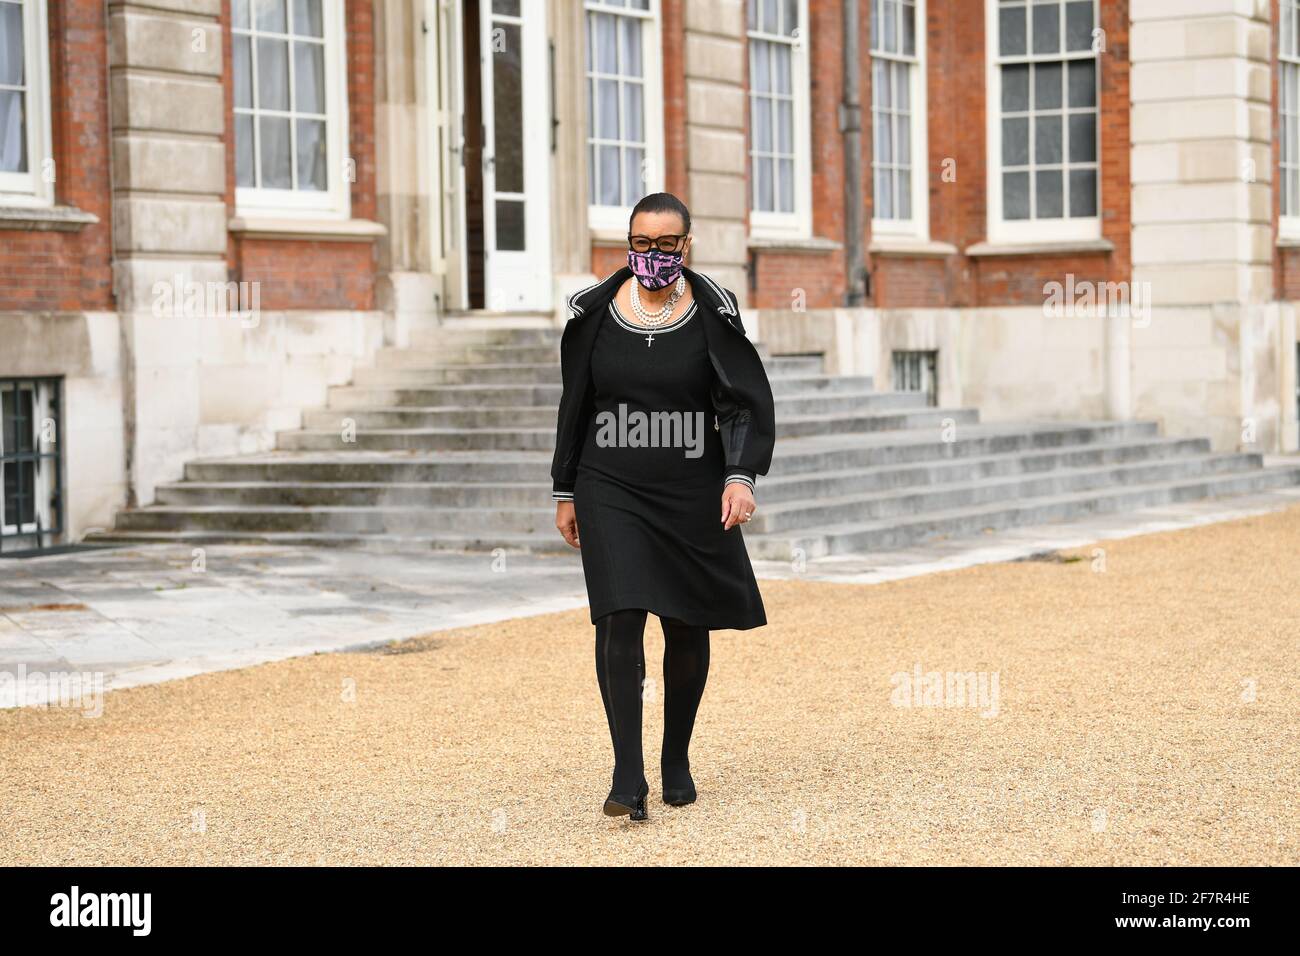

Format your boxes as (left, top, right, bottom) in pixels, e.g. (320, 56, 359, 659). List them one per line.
(892, 350, 938, 406)
(1, 377, 64, 554)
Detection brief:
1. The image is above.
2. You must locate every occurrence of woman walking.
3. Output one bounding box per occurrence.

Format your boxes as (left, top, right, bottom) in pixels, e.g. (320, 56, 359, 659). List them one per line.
(552, 193, 775, 820)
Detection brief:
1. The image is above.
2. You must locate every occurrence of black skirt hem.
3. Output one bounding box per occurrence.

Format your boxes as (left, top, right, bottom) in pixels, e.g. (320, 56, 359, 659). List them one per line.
(588, 594, 767, 632)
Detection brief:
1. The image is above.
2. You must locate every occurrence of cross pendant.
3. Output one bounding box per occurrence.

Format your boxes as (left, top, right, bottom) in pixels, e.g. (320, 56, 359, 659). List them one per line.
(646, 333, 655, 348)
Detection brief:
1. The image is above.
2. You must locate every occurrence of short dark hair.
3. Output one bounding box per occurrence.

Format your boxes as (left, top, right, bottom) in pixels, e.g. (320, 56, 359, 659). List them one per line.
(629, 192, 691, 234)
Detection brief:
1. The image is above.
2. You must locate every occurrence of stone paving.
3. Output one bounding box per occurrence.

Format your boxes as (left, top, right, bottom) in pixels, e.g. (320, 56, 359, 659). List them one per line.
(3, 482, 1298, 707)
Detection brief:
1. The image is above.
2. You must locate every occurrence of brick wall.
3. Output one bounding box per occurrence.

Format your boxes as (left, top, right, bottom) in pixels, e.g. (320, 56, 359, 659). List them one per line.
(222, 0, 378, 311)
(0, 0, 114, 313)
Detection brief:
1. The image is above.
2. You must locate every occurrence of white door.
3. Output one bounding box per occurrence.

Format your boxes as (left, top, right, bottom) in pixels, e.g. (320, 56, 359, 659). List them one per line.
(431, 0, 469, 310)
(479, 0, 552, 311)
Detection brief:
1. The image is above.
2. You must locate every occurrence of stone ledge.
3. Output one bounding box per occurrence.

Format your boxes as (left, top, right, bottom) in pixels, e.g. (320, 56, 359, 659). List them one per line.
(965, 238, 1116, 257)
(0, 204, 100, 232)
(868, 236, 959, 258)
(228, 216, 387, 242)
(750, 235, 843, 253)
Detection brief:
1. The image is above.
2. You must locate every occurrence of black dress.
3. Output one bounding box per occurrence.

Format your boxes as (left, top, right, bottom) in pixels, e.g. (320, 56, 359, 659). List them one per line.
(572, 296, 767, 631)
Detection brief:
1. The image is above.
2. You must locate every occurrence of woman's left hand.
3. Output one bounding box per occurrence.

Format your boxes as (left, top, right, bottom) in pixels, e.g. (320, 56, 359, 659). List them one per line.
(721, 483, 757, 531)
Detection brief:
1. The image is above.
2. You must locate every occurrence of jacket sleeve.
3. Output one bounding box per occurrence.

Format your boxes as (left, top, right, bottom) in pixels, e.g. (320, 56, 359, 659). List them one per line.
(551, 373, 592, 502)
(709, 292, 775, 492)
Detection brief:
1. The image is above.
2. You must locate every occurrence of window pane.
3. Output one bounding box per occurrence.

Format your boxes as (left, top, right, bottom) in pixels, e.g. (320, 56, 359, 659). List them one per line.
(493, 21, 523, 193)
(292, 0, 324, 37)
(754, 96, 773, 151)
(876, 168, 894, 218)
(1002, 116, 1029, 166)
(897, 112, 910, 164)
(624, 82, 644, 141)
(0, 90, 27, 173)
(1002, 64, 1029, 111)
(874, 58, 891, 109)
(598, 144, 620, 204)
(259, 115, 292, 188)
(596, 78, 618, 138)
(495, 199, 525, 251)
(898, 169, 911, 219)
(869, 0, 880, 50)
(782, 0, 799, 37)
(773, 43, 791, 95)
(881, 0, 897, 54)
(293, 41, 325, 114)
(296, 118, 326, 190)
(901, 1, 916, 56)
(619, 16, 642, 77)
(592, 12, 616, 73)
(1031, 2, 1060, 54)
(1064, 1, 1093, 52)
(756, 155, 773, 211)
(0, 2, 24, 85)
(1034, 114, 1062, 164)
(998, 5, 1026, 56)
(1035, 168, 1063, 217)
(1033, 62, 1062, 110)
(752, 40, 770, 94)
(233, 36, 253, 108)
(493, 0, 521, 15)
(1068, 168, 1097, 217)
(778, 157, 794, 212)
(235, 113, 255, 187)
(777, 98, 793, 153)
(625, 146, 644, 197)
(257, 38, 290, 111)
(1068, 112, 1095, 163)
(895, 60, 910, 110)
(1068, 59, 1096, 108)
(233, 0, 251, 30)
(254, 0, 287, 33)
(762, 0, 779, 34)
(877, 104, 893, 162)
(1003, 171, 1030, 219)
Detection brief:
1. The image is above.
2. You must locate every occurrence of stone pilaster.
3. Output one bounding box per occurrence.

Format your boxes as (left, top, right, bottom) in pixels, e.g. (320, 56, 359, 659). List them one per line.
(684, 0, 749, 304)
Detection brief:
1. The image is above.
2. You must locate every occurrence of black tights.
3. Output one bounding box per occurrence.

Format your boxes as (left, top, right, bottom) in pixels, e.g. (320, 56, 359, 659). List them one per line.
(594, 609, 710, 795)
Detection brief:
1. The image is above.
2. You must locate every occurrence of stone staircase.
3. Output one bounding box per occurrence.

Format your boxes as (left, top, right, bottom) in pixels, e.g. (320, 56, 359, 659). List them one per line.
(89, 325, 1300, 558)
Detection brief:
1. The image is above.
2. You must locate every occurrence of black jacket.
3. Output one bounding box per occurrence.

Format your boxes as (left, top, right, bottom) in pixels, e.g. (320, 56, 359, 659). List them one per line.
(551, 265, 776, 500)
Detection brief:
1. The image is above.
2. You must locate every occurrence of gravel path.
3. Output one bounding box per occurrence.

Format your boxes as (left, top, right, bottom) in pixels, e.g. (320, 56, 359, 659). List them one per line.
(3, 507, 1297, 865)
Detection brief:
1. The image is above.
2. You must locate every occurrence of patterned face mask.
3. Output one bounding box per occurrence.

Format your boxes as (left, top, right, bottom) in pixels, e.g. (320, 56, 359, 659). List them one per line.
(627, 248, 685, 290)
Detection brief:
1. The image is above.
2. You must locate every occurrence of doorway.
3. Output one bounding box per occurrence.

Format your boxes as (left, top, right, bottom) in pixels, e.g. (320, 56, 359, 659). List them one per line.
(450, 0, 553, 312)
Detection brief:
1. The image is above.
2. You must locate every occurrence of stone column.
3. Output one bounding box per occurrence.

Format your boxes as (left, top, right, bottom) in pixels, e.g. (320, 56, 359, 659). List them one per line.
(550, 0, 596, 321)
(1130, 0, 1288, 451)
(684, 0, 749, 305)
(374, 0, 439, 344)
(107, 0, 227, 504)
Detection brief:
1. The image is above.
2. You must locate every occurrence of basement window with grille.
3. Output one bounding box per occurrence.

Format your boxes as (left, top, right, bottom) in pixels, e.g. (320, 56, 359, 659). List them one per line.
(892, 350, 938, 406)
(1, 377, 63, 554)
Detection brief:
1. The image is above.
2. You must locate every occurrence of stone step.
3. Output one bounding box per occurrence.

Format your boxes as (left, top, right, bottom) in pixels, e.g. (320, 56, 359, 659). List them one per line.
(184, 451, 552, 484)
(768, 374, 875, 395)
(303, 406, 558, 430)
(351, 363, 563, 386)
(406, 327, 562, 348)
(328, 383, 564, 410)
(748, 453, 1263, 534)
(151, 438, 1214, 509)
(85, 527, 571, 554)
(744, 464, 1300, 560)
(371, 344, 819, 373)
(275, 406, 981, 451)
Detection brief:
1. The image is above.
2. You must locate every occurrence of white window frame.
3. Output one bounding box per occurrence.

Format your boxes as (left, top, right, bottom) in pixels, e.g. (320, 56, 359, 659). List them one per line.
(584, 0, 666, 233)
(232, 0, 351, 220)
(1280, 1, 1300, 239)
(985, 0, 1100, 244)
(0, 0, 53, 206)
(869, 0, 929, 240)
(747, 0, 813, 239)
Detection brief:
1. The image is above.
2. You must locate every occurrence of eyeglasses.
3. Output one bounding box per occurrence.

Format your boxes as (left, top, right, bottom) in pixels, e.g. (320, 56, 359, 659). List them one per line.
(628, 234, 688, 253)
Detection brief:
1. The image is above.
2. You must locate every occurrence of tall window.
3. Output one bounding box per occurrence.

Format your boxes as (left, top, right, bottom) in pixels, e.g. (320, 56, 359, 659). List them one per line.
(0, 0, 52, 205)
(1, 377, 62, 554)
(1281, 1, 1300, 234)
(747, 0, 811, 236)
(989, 0, 1099, 241)
(585, 0, 663, 229)
(870, 0, 927, 236)
(232, 0, 349, 216)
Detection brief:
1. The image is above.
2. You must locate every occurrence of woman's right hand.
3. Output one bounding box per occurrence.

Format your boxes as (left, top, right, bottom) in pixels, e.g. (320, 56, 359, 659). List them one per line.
(555, 501, 580, 549)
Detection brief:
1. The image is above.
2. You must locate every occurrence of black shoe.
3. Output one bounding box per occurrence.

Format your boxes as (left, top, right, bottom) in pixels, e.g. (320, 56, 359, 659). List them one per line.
(604, 777, 649, 820)
(661, 762, 696, 806)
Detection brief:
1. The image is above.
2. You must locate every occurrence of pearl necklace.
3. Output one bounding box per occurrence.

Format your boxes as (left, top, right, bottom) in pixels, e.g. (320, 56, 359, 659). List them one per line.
(629, 275, 686, 327)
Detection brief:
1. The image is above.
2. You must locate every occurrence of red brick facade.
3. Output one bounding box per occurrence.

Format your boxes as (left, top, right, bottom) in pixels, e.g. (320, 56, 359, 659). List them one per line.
(0, 0, 113, 312)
